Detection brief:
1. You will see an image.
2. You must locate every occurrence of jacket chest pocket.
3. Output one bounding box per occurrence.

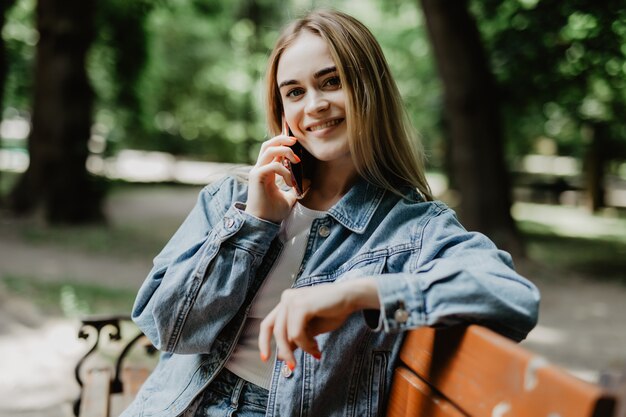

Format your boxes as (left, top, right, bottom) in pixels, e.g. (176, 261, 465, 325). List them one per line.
(333, 256, 386, 284)
(298, 255, 386, 287)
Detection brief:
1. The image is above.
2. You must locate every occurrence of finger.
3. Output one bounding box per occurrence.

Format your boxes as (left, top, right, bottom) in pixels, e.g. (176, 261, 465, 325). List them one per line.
(258, 135, 297, 156)
(273, 304, 297, 370)
(307, 314, 348, 337)
(252, 161, 294, 187)
(287, 311, 322, 359)
(257, 145, 301, 167)
(259, 307, 278, 362)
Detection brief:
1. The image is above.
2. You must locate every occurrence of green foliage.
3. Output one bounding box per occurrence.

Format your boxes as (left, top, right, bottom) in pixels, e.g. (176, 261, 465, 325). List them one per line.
(88, 0, 154, 157)
(2, 0, 442, 166)
(2, 0, 34, 112)
(97, 0, 153, 112)
(116, 0, 279, 162)
(5, 0, 624, 173)
(473, 0, 626, 161)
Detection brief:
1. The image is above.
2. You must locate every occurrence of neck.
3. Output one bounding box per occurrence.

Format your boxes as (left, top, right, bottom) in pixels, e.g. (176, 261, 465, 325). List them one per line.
(300, 157, 359, 211)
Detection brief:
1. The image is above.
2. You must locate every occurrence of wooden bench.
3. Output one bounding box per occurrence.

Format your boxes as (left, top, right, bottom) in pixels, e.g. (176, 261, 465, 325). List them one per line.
(387, 325, 622, 417)
(74, 316, 158, 417)
(75, 318, 623, 417)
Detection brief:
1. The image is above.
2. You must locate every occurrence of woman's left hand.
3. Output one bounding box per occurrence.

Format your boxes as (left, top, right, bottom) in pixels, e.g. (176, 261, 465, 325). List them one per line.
(258, 278, 380, 370)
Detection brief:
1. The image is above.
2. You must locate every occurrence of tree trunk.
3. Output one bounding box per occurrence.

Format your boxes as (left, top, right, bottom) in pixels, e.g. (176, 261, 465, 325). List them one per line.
(584, 122, 607, 212)
(419, 0, 523, 257)
(9, 0, 104, 223)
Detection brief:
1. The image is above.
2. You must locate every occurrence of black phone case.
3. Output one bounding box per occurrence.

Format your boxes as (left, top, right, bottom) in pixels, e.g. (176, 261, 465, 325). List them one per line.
(283, 124, 304, 196)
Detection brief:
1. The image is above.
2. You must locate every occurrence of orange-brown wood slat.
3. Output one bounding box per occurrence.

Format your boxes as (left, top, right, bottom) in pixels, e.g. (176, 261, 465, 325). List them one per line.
(79, 368, 112, 417)
(110, 366, 151, 417)
(386, 366, 467, 417)
(399, 325, 616, 417)
(121, 366, 150, 397)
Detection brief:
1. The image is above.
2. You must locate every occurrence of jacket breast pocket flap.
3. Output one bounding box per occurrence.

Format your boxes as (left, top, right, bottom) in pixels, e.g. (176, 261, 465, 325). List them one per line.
(334, 257, 386, 283)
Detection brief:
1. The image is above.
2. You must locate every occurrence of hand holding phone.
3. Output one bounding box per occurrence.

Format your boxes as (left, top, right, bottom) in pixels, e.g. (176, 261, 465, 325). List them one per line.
(282, 118, 305, 197)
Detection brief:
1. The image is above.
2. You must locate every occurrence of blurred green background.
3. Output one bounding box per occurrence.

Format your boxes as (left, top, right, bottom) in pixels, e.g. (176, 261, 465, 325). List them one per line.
(2, 0, 626, 225)
(1, 0, 625, 330)
(0, 0, 625, 415)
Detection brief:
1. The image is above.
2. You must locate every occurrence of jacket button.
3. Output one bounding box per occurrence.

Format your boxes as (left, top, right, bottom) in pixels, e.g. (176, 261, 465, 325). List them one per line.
(281, 363, 293, 378)
(318, 225, 330, 237)
(394, 308, 409, 323)
(225, 218, 235, 228)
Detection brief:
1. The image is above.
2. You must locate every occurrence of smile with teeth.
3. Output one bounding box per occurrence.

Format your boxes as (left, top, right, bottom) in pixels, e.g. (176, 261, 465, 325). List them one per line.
(307, 118, 343, 131)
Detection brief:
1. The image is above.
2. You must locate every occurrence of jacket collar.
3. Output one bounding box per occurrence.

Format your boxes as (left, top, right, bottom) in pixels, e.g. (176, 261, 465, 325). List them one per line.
(327, 177, 386, 234)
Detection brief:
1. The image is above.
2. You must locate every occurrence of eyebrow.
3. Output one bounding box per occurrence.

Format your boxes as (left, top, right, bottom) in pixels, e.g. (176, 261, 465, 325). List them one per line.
(278, 66, 337, 89)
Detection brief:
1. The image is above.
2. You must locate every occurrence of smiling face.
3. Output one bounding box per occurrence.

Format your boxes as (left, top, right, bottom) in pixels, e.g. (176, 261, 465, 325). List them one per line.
(276, 31, 351, 165)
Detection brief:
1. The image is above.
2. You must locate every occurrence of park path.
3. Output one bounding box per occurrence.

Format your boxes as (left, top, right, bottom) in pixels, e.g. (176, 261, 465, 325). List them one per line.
(0, 186, 200, 417)
(0, 185, 625, 416)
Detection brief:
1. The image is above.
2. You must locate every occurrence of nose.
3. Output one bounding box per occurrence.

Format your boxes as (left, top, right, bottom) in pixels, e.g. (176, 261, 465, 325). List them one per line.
(304, 91, 330, 115)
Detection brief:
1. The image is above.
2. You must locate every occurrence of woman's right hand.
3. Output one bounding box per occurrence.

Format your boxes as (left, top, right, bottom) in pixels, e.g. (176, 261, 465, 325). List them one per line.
(245, 134, 301, 223)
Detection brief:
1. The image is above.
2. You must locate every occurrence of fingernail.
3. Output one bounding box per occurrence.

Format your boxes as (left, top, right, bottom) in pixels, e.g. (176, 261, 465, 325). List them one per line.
(294, 154, 301, 163)
(312, 352, 322, 360)
(260, 353, 268, 362)
(287, 361, 296, 371)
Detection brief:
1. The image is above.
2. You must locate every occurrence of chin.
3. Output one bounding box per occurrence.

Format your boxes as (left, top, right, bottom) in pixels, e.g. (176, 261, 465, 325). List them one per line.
(300, 138, 350, 163)
(308, 149, 351, 163)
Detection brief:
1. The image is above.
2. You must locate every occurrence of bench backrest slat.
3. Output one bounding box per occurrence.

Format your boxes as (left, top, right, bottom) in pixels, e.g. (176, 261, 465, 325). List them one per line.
(387, 366, 467, 417)
(79, 368, 112, 417)
(109, 367, 153, 417)
(398, 325, 616, 417)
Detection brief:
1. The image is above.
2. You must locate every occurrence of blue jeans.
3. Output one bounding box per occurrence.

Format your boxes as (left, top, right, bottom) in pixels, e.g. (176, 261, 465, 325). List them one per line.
(187, 368, 268, 417)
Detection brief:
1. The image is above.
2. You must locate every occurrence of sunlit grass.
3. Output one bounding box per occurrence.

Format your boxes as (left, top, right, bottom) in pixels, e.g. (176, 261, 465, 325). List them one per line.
(1, 275, 137, 317)
(513, 202, 626, 242)
(514, 202, 626, 282)
(2, 180, 193, 259)
(19, 224, 164, 260)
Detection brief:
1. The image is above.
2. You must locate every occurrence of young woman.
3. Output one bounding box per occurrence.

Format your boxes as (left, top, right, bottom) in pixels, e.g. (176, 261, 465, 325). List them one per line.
(121, 9, 540, 417)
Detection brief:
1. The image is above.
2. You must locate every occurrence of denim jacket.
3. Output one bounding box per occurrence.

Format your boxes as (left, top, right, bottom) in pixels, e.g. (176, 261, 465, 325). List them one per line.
(121, 175, 540, 417)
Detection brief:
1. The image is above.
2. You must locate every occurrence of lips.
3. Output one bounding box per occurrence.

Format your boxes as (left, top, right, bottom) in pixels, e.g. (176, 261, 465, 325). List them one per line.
(306, 118, 344, 132)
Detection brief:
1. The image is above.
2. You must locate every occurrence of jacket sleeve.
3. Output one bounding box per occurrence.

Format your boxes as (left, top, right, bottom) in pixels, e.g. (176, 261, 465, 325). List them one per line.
(131, 176, 280, 353)
(371, 205, 540, 342)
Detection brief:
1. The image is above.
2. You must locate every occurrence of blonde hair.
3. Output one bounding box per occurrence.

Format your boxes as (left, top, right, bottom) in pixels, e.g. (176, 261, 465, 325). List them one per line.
(265, 9, 433, 201)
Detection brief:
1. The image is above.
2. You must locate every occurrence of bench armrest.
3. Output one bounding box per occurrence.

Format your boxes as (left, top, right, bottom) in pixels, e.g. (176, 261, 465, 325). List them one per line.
(73, 315, 156, 417)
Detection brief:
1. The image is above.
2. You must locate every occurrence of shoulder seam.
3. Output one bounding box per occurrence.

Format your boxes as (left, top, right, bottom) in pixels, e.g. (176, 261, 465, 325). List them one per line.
(413, 202, 450, 269)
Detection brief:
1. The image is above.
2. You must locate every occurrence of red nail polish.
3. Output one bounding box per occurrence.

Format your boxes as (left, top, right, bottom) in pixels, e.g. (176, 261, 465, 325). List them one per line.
(260, 353, 268, 362)
(287, 361, 296, 371)
(294, 155, 301, 163)
(312, 352, 322, 360)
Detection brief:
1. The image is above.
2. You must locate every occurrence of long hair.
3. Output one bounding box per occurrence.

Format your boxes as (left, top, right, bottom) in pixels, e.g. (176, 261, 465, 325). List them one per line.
(265, 9, 433, 201)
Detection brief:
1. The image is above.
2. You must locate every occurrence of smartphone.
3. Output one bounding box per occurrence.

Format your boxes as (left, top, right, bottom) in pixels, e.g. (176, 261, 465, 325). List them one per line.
(282, 118, 305, 197)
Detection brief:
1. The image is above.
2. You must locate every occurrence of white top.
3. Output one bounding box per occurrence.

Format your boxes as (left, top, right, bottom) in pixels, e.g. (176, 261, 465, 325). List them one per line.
(225, 202, 327, 389)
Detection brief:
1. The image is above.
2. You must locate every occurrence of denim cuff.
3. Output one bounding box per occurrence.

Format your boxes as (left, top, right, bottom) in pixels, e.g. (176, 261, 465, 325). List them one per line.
(374, 274, 427, 333)
(214, 203, 280, 256)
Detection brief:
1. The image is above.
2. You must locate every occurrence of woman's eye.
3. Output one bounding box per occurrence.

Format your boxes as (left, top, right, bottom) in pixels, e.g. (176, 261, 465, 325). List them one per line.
(286, 88, 304, 98)
(324, 76, 341, 88)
